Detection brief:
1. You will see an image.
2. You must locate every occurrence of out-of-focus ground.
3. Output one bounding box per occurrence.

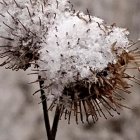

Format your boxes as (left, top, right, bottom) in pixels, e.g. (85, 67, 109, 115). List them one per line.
(0, 0, 140, 140)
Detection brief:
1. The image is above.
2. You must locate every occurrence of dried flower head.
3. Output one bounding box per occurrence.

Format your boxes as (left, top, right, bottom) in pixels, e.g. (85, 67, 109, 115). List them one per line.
(0, 0, 69, 70)
(0, 0, 140, 124)
(37, 1, 140, 123)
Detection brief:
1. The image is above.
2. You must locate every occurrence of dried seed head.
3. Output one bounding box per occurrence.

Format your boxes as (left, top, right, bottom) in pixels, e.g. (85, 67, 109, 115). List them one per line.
(46, 48, 140, 124)
(0, 0, 140, 124)
(36, 2, 140, 123)
(0, 33, 41, 70)
(36, 2, 139, 123)
(0, 0, 71, 70)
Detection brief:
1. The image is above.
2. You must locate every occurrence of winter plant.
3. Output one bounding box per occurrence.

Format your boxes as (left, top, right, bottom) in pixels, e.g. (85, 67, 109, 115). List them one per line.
(0, 0, 140, 140)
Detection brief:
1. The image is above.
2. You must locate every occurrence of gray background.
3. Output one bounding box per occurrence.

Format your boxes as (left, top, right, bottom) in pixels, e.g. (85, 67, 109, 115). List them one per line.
(0, 0, 140, 140)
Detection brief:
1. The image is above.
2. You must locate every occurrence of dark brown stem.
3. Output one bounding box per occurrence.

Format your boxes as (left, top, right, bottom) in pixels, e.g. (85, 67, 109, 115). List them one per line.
(51, 106, 61, 140)
(38, 75, 61, 140)
(38, 75, 52, 140)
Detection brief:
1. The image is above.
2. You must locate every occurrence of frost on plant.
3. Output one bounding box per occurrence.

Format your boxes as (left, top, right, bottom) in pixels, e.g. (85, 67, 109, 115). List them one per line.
(0, 0, 140, 124)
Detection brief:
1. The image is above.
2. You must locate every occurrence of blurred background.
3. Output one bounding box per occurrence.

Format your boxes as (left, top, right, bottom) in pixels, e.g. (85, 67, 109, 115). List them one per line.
(0, 0, 140, 140)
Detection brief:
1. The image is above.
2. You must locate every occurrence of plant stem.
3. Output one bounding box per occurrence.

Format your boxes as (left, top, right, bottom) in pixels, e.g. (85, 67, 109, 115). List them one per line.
(38, 75, 61, 140)
(51, 106, 61, 140)
(38, 75, 52, 140)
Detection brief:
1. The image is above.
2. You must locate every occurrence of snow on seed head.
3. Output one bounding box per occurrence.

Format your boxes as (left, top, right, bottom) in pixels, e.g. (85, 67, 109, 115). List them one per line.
(38, 11, 130, 96)
(36, 8, 140, 123)
(0, 0, 140, 124)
